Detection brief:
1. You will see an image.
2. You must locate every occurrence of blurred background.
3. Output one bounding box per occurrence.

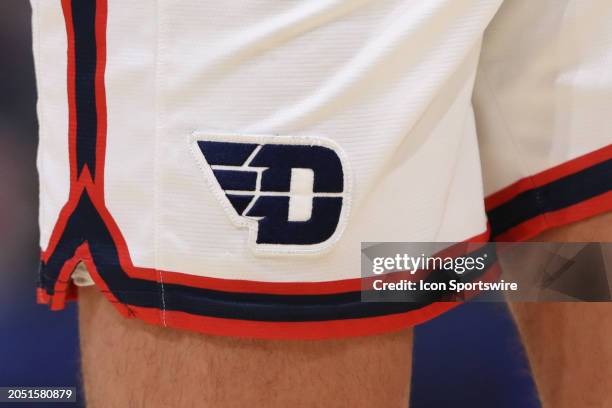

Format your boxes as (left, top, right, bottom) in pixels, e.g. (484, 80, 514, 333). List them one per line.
(0, 1, 538, 407)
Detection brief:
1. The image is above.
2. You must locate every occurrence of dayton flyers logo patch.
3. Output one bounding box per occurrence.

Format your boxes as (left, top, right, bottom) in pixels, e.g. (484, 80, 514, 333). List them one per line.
(191, 133, 351, 255)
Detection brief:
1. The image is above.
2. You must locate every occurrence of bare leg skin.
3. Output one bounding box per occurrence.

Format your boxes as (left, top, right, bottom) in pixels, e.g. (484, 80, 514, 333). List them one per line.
(79, 288, 413, 408)
(510, 212, 612, 408)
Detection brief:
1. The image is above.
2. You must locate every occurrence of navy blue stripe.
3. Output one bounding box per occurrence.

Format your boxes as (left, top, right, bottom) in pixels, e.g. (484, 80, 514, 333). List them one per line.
(72, 0, 98, 178)
(488, 158, 612, 238)
(39, 193, 497, 322)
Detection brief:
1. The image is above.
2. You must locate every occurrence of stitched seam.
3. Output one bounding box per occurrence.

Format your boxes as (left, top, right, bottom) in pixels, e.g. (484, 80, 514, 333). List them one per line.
(478, 67, 551, 227)
(153, 0, 166, 327)
(433, 106, 473, 241)
(34, 1, 48, 256)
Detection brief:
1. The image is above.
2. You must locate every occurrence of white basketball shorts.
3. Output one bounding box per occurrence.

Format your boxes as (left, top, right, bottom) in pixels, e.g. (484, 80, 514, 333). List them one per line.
(32, 0, 612, 339)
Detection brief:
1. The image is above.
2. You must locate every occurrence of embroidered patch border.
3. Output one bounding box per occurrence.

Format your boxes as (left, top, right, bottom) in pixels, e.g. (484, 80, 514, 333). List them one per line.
(190, 132, 352, 256)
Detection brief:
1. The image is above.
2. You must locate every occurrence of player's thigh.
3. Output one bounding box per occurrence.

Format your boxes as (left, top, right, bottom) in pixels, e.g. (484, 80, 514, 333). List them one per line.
(510, 303, 611, 408)
(509, 212, 612, 408)
(78, 287, 414, 408)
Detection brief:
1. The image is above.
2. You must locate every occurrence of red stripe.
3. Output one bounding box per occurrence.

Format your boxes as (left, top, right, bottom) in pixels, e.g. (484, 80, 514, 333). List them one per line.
(94, 0, 108, 194)
(485, 144, 612, 210)
(130, 302, 458, 340)
(43, 243, 460, 339)
(38, 241, 501, 339)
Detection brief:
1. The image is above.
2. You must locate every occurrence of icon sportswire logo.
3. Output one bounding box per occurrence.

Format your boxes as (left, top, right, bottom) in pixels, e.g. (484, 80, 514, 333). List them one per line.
(191, 133, 352, 256)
